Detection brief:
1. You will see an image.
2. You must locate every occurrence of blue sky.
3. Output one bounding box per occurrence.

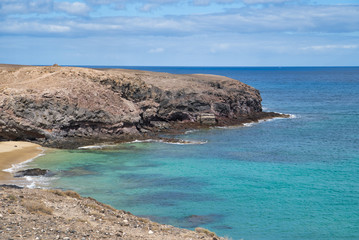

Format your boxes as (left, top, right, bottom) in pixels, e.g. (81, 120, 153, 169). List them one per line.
(0, 0, 358, 66)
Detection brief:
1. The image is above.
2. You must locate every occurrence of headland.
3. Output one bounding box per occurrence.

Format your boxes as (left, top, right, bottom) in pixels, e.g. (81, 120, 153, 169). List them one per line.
(0, 64, 288, 148)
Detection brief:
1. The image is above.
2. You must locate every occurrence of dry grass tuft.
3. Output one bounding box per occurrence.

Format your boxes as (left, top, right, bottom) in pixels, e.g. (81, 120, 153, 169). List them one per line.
(48, 189, 66, 197)
(86, 197, 117, 212)
(102, 203, 117, 212)
(23, 200, 53, 215)
(64, 190, 81, 199)
(7, 194, 17, 201)
(85, 203, 102, 211)
(195, 227, 216, 237)
(138, 217, 151, 224)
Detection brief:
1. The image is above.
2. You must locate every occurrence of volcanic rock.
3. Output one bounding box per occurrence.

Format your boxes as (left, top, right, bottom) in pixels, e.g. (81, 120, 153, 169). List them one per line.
(13, 168, 53, 177)
(0, 64, 286, 148)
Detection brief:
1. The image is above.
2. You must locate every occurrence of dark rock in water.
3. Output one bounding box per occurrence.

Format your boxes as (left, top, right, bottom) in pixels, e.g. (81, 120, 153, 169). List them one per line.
(0, 184, 23, 189)
(214, 225, 233, 230)
(183, 214, 224, 228)
(60, 167, 97, 177)
(14, 168, 54, 178)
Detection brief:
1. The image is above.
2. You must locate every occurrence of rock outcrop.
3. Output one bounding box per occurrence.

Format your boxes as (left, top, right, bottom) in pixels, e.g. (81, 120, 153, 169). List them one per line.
(13, 168, 54, 178)
(0, 186, 225, 240)
(0, 65, 285, 148)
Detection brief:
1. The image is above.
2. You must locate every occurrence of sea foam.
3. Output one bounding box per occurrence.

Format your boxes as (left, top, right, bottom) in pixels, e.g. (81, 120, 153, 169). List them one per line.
(1, 148, 57, 189)
(3, 150, 45, 173)
(78, 144, 118, 150)
(131, 139, 207, 145)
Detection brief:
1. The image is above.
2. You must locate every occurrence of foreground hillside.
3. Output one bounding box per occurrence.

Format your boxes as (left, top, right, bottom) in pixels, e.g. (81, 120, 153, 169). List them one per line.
(0, 64, 284, 147)
(0, 186, 225, 240)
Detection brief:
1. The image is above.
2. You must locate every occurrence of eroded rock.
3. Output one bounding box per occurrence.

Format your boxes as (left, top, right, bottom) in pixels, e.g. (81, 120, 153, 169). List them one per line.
(0, 65, 287, 148)
(14, 168, 54, 178)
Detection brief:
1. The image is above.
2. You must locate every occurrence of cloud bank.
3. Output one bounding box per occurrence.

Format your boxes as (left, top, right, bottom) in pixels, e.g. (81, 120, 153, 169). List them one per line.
(1, 0, 358, 66)
(1, 4, 358, 36)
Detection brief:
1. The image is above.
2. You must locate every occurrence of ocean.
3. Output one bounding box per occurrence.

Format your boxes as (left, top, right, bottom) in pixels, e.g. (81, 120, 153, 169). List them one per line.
(22, 67, 359, 240)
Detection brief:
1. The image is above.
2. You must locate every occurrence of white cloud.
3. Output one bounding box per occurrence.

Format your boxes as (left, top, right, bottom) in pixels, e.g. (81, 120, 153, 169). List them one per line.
(302, 45, 358, 51)
(0, 20, 71, 34)
(55, 1, 91, 16)
(0, 0, 91, 16)
(0, 3, 27, 13)
(138, 3, 158, 12)
(1, 3, 359, 37)
(210, 43, 230, 53)
(149, 47, 165, 53)
(192, 0, 211, 6)
(0, 0, 53, 14)
(242, 0, 289, 4)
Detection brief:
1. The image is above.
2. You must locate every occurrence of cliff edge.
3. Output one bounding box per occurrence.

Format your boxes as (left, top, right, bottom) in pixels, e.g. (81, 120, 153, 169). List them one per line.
(0, 186, 225, 240)
(0, 65, 284, 148)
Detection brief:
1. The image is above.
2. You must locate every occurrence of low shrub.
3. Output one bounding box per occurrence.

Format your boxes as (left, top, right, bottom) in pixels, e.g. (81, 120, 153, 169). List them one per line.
(48, 189, 66, 197)
(7, 194, 17, 201)
(64, 190, 81, 199)
(195, 227, 216, 237)
(23, 200, 53, 215)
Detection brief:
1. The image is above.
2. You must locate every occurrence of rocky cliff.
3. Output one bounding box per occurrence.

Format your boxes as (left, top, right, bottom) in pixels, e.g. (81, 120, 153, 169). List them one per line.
(0, 64, 284, 148)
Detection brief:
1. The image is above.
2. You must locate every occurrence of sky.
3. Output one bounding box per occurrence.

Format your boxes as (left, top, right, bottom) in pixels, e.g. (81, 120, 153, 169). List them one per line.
(0, 0, 358, 66)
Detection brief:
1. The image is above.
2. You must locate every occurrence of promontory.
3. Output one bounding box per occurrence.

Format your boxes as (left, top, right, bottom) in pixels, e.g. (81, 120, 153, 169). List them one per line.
(0, 64, 285, 148)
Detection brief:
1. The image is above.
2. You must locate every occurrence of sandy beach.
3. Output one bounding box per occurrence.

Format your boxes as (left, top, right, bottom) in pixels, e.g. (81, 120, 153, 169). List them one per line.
(0, 141, 43, 182)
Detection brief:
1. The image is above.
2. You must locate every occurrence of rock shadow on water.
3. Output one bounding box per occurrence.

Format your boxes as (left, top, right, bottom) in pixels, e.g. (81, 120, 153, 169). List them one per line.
(114, 162, 162, 171)
(117, 173, 208, 190)
(213, 225, 233, 230)
(139, 213, 227, 230)
(126, 191, 220, 207)
(59, 167, 99, 177)
(181, 214, 225, 228)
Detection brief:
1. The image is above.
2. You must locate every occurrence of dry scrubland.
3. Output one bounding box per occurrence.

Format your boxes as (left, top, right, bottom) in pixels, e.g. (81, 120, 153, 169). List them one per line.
(0, 186, 226, 240)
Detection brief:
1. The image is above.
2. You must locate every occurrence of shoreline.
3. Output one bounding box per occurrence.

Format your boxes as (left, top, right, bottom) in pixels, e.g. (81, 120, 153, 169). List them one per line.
(39, 111, 290, 149)
(0, 113, 290, 183)
(0, 141, 226, 239)
(0, 186, 225, 240)
(0, 141, 43, 183)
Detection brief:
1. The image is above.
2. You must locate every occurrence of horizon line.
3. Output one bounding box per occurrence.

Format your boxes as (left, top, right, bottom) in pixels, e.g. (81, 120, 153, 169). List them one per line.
(2, 63, 359, 68)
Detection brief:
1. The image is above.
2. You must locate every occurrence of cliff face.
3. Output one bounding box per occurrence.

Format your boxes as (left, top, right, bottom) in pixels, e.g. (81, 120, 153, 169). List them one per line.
(0, 65, 267, 147)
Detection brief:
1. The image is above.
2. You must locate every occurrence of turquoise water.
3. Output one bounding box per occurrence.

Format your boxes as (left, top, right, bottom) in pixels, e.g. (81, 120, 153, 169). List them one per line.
(28, 67, 359, 240)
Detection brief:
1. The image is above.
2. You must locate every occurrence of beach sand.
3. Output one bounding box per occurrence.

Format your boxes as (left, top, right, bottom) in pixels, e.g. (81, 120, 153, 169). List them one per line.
(0, 141, 42, 182)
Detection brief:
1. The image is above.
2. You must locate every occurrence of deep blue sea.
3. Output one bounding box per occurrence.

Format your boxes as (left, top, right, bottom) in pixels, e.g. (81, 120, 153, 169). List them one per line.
(26, 67, 359, 240)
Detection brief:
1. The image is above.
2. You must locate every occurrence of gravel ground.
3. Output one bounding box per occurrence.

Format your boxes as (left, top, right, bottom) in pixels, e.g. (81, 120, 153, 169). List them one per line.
(0, 186, 225, 240)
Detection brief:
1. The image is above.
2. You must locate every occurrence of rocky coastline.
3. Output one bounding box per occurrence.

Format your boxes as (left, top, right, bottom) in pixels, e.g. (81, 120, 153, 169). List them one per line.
(0, 142, 227, 240)
(0, 64, 289, 239)
(0, 64, 288, 148)
(0, 185, 226, 240)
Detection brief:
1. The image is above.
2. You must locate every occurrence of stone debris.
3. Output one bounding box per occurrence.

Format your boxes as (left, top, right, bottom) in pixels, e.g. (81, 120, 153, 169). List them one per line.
(0, 186, 225, 240)
(197, 113, 216, 125)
